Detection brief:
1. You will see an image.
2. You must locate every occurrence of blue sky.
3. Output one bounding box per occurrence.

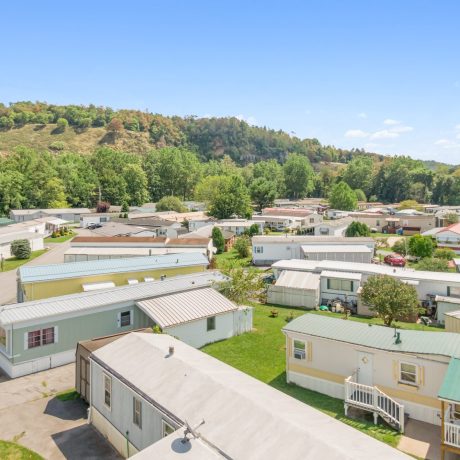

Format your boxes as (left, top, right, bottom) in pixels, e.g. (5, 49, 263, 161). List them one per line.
(1, 1, 460, 163)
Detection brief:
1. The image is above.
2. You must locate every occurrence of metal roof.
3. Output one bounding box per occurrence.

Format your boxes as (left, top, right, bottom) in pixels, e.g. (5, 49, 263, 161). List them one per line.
(136, 287, 237, 328)
(252, 235, 375, 244)
(301, 244, 372, 253)
(18, 252, 209, 283)
(321, 270, 362, 281)
(445, 310, 460, 319)
(438, 358, 460, 402)
(92, 333, 410, 460)
(0, 271, 226, 326)
(275, 271, 320, 290)
(64, 247, 208, 257)
(10, 208, 90, 215)
(436, 296, 460, 305)
(283, 314, 460, 358)
(0, 232, 45, 244)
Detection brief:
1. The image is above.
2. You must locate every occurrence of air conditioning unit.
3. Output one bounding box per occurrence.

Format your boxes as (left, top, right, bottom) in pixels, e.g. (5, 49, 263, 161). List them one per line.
(294, 348, 306, 360)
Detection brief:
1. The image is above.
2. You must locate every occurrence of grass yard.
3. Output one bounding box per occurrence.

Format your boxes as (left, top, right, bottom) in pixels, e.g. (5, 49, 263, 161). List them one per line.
(44, 232, 75, 243)
(202, 303, 403, 447)
(1, 250, 47, 272)
(0, 441, 43, 460)
(214, 249, 251, 269)
(55, 389, 80, 401)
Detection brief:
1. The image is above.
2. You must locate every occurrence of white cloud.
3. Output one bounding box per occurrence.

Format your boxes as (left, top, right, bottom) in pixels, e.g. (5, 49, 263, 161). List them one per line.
(358, 112, 367, 119)
(455, 124, 460, 131)
(364, 142, 379, 149)
(390, 125, 414, 133)
(345, 129, 369, 138)
(383, 118, 400, 125)
(370, 129, 400, 140)
(435, 139, 460, 149)
(235, 114, 257, 126)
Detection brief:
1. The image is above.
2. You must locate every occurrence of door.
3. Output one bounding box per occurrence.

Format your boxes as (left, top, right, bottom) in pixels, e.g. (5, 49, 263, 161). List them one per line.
(357, 351, 374, 386)
(80, 356, 90, 401)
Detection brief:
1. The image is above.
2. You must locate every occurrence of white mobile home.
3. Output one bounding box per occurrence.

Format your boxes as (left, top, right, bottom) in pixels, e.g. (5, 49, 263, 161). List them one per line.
(283, 314, 460, 432)
(89, 333, 410, 459)
(252, 236, 375, 266)
(10, 208, 91, 223)
(0, 232, 45, 259)
(313, 217, 352, 237)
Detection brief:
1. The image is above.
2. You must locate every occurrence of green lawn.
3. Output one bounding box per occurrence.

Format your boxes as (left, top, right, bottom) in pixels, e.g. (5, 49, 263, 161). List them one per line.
(1, 250, 47, 272)
(0, 441, 43, 460)
(201, 303, 401, 447)
(214, 249, 251, 269)
(55, 389, 80, 401)
(44, 232, 75, 243)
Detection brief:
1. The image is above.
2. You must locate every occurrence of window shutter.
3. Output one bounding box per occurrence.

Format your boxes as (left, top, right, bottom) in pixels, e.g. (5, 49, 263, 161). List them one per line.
(418, 366, 425, 386)
(307, 341, 313, 361)
(392, 360, 398, 381)
(54, 326, 59, 344)
(24, 332, 28, 350)
(130, 309, 134, 326)
(117, 312, 121, 328)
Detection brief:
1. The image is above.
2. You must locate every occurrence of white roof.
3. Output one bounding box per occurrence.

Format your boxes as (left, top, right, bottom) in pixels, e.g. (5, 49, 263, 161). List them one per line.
(0, 272, 226, 326)
(64, 247, 207, 257)
(445, 310, 460, 319)
(436, 296, 460, 305)
(35, 217, 68, 225)
(272, 259, 460, 284)
(275, 271, 320, 290)
(252, 235, 375, 244)
(136, 287, 238, 328)
(82, 281, 116, 292)
(0, 232, 45, 245)
(11, 208, 90, 215)
(92, 333, 410, 460)
(301, 244, 372, 253)
(421, 227, 445, 236)
(321, 270, 362, 281)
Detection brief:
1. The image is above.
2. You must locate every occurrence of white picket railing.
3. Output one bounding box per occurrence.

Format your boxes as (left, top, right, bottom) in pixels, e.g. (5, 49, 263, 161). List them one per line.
(345, 376, 405, 432)
(444, 405, 460, 448)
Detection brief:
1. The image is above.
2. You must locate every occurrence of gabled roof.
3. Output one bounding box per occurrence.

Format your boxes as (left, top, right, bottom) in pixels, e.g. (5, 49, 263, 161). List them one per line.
(18, 252, 209, 283)
(0, 272, 225, 326)
(438, 358, 460, 403)
(438, 222, 460, 236)
(283, 315, 460, 358)
(92, 333, 410, 460)
(136, 287, 238, 328)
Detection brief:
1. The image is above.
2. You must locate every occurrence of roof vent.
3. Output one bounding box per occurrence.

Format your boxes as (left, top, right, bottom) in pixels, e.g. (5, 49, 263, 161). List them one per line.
(169, 345, 174, 355)
(161, 275, 166, 281)
(395, 332, 402, 344)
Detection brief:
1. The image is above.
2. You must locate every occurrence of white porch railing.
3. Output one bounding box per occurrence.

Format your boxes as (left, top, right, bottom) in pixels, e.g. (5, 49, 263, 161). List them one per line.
(345, 376, 405, 433)
(444, 405, 460, 448)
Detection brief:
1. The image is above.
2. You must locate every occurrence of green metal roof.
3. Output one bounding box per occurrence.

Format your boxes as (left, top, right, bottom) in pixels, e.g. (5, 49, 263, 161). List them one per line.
(438, 358, 460, 402)
(283, 314, 460, 358)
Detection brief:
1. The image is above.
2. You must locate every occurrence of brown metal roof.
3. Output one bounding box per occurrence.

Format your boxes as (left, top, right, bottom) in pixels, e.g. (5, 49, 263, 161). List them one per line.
(77, 328, 152, 353)
(166, 238, 210, 245)
(72, 236, 167, 243)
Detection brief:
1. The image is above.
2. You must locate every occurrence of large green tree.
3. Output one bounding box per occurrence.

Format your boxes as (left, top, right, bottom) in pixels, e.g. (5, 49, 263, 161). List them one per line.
(283, 153, 314, 199)
(345, 221, 371, 237)
(208, 175, 252, 219)
(156, 196, 187, 213)
(408, 234, 434, 258)
(250, 177, 277, 211)
(342, 156, 374, 196)
(360, 275, 420, 326)
(328, 182, 357, 211)
(123, 163, 149, 206)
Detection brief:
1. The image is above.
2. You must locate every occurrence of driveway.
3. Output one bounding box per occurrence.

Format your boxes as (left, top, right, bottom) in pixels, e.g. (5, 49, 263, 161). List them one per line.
(0, 363, 121, 459)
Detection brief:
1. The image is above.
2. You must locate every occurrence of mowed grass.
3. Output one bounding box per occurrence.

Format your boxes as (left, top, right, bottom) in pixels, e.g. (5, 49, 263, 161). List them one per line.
(44, 232, 75, 243)
(0, 441, 43, 460)
(201, 303, 401, 447)
(55, 389, 80, 401)
(214, 249, 251, 269)
(1, 250, 47, 272)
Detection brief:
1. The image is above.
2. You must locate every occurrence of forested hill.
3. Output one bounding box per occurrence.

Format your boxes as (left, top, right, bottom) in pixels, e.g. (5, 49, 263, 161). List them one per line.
(0, 101, 382, 165)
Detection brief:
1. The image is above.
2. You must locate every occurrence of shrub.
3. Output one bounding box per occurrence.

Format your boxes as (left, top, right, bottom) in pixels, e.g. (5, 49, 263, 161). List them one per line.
(49, 141, 66, 151)
(212, 227, 225, 254)
(10, 239, 31, 259)
(392, 239, 408, 256)
(56, 118, 68, 132)
(234, 235, 251, 258)
(408, 234, 434, 258)
(345, 221, 371, 237)
(417, 258, 450, 272)
(434, 248, 455, 260)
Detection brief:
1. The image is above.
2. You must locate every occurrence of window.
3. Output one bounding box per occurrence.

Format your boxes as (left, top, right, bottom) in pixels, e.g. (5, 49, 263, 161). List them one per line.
(0, 327, 6, 349)
(27, 330, 42, 349)
(309, 218, 314, 224)
(327, 279, 353, 292)
(399, 362, 417, 385)
(104, 374, 112, 409)
(254, 246, 263, 254)
(162, 420, 175, 438)
(293, 340, 306, 360)
(207, 316, 216, 331)
(120, 311, 131, 327)
(448, 287, 460, 299)
(42, 327, 55, 345)
(376, 220, 380, 226)
(133, 397, 142, 428)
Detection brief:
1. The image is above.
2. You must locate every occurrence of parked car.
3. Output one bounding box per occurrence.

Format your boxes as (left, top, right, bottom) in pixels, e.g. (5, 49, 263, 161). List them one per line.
(384, 253, 406, 267)
(87, 223, 102, 230)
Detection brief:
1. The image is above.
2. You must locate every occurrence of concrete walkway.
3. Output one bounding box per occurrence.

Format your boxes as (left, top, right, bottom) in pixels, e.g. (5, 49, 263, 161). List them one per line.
(398, 419, 441, 460)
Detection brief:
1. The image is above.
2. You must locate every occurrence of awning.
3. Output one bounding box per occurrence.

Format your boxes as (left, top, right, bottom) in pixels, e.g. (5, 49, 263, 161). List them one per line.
(439, 358, 460, 403)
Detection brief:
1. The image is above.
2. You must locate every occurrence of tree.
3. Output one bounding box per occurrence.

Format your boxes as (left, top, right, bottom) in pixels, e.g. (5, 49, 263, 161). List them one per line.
(0, 171, 24, 213)
(123, 163, 149, 206)
(360, 275, 420, 326)
(253, 159, 285, 196)
(219, 265, 265, 304)
(10, 239, 31, 260)
(56, 118, 68, 132)
(342, 156, 374, 196)
(283, 153, 314, 199)
(156, 196, 187, 213)
(392, 239, 408, 256)
(354, 189, 367, 202)
(444, 213, 459, 225)
(121, 202, 129, 213)
(416, 258, 449, 272)
(434, 248, 455, 260)
(247, 223, 260, 237)
(106, 118, 123, 134)
(345, 221, 371, 237)
(234, 235, 251, 258)
(208, 175, 252, 219)
(96, 201, 110, 213)
(408, 234, 434, 258)
(250, 177, 277, 211)
(212, 227, 225, 254)
(328, 182, 357, 211)
(398, 200, 422, 211)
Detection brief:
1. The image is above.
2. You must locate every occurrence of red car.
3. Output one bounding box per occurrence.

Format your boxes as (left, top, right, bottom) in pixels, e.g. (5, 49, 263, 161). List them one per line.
(384, 254, 406, 267)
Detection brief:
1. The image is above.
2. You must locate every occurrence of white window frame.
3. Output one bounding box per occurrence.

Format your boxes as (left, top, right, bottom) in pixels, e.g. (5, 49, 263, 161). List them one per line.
(104, 373, 112, 410)
(162, 420, 175, 438)
(293, 340, 306, 360)
(399, 361, 418, 385)
(207, 316, 216, 331)
(254, 246, 263, 254)
(24, 326, 58, 350)
(133, 396, 142, 429)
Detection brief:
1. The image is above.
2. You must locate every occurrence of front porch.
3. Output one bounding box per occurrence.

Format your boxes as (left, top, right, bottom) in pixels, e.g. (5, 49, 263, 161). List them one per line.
(441, 401, 460, 459)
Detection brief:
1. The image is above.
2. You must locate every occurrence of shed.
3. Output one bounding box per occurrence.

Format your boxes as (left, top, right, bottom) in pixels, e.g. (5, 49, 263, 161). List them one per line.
(445, 310, 460, 333)
(435, 296, 460, 324)
(268, 270, 320, 309)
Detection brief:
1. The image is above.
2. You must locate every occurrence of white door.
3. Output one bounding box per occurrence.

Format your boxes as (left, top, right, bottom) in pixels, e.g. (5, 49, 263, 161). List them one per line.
(357, 351, 374, 386)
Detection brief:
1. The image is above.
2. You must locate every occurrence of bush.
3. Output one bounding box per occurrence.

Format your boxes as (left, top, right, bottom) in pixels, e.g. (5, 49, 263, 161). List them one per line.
(392, 239, 408, 256)
(212, 227, 225, 254)
(345, 221, 371, 237)
(56, 117, 68, 132)
(234, 235, 251, 258)
(49, 141, 66, 151)
(416, 257, 450, 272)
(408, 234, 434, 258)
(434, 248, 455, 260)
(156, 196, 187, 213)
(10, 239, 31, 259)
